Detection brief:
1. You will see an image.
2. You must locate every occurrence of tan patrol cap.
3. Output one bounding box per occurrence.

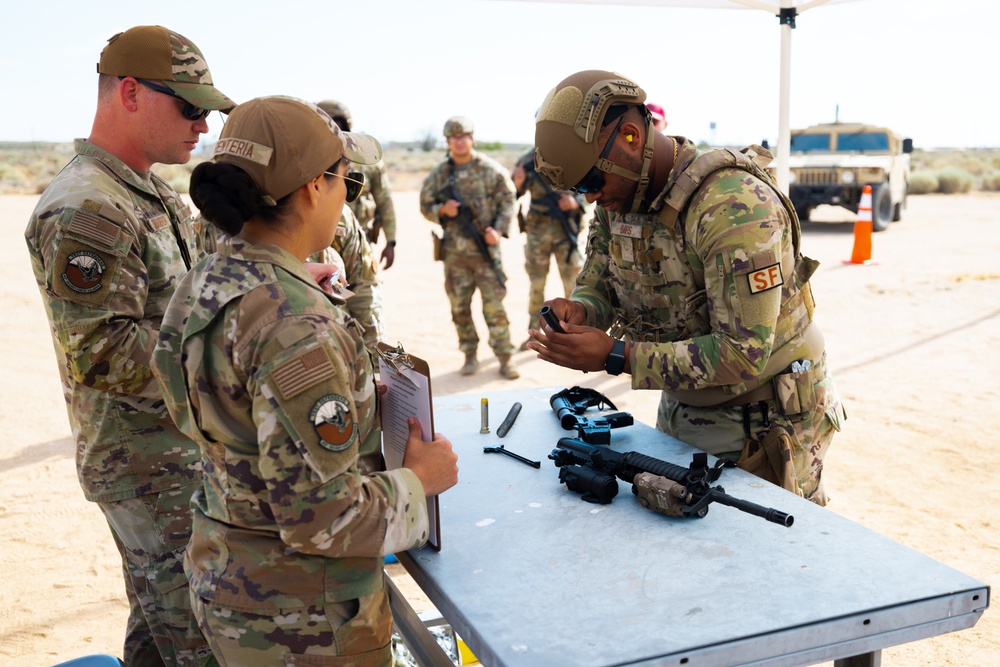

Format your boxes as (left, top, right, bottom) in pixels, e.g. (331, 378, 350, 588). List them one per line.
(534, 70, 646, 191)
(98, 25, 235, 112)
(443, 116, 474, 138)
(213, 96, 382, 205)
(316, 100, 352, 130)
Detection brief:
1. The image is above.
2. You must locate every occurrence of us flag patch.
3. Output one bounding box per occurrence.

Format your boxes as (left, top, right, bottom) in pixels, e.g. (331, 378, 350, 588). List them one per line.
(272, 348, 335, 399)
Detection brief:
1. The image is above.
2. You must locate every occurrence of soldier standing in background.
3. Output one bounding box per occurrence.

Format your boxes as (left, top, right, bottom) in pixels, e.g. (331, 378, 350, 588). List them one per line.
(512, 149, 588, 351)
(23, 26, 233, 665)
(528, 70, 845, 505)
(420, 116, 520, 379)
(305, 202, 386, 351)
(317, 100, 399, 269)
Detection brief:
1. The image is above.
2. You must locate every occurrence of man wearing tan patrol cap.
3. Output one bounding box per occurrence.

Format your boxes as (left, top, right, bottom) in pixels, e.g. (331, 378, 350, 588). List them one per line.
(528, 70, 845, 506)
(24, 25, 233, 666)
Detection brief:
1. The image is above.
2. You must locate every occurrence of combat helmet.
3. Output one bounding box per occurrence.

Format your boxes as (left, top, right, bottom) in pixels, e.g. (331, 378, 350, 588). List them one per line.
(443, 116, 474, 138)
(317, 99, 352, 130)
(534, 70, 654, 212)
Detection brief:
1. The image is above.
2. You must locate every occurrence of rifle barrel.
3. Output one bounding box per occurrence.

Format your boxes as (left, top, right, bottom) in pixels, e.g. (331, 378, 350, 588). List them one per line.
(706, 489, 794, 527)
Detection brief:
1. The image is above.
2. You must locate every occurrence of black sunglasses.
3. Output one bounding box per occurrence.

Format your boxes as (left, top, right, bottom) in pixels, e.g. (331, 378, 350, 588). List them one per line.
(324, 170, 366, 203)
(570, 116, 625, 194)
(132, 78, 211, 121)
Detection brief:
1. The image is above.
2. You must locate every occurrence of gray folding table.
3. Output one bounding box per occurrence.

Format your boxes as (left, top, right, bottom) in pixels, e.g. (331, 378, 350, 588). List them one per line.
(387, 387, 988, 666)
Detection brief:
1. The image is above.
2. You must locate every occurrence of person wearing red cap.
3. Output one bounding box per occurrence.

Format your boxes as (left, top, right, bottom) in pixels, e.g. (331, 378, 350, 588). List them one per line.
(24, 26, 234, 666)
(646, 102, 668, 132)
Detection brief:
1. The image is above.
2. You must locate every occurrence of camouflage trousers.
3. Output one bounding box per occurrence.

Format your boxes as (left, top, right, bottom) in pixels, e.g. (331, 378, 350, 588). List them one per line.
(99, 482, 213, 667)
(443, 255, 513, 356)
(191, 588, 393, 666)
(655, 360, 845, 505)
(524, 225, 582, 326)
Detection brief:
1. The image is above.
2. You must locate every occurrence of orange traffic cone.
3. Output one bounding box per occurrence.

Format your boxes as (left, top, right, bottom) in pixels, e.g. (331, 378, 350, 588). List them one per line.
(845, 184, 876, 265)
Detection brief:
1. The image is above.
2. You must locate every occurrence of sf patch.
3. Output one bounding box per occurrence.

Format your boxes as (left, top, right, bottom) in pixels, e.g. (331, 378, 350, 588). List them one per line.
(310, 394, 357, 452)
(62, 250, 106, 293)
(748, 263, 783, 294)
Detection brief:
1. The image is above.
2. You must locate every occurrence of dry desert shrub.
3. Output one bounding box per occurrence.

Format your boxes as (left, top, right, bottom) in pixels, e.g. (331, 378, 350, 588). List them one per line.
(936, 166, 977, 194)
(909, 171, 939, 195)
(982, 171, 1000, 192)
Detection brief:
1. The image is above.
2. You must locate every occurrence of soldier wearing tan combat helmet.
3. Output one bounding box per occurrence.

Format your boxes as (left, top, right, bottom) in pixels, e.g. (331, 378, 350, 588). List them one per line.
(420, 116, 520, 379)
(527, 70, 845, 505)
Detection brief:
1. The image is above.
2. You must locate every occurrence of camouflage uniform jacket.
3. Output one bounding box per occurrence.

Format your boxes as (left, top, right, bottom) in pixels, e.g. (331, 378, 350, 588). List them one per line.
(350, 159, 397, 244)
(24, 138, 203, 502)
(573, 137, 823, 405)
(419, 151, 516, 259)
(307, 206, 384, 349)
(152, 240, 428, 613)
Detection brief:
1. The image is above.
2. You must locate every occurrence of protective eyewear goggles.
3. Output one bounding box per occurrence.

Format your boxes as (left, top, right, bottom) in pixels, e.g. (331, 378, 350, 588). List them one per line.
(570, 116, 625, 195)
(131, 78, 211, 121)
(324, 170, 366, 203)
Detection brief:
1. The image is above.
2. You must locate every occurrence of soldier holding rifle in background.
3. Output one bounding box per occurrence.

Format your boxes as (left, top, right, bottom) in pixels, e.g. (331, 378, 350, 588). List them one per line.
(420, 116, 520, 379)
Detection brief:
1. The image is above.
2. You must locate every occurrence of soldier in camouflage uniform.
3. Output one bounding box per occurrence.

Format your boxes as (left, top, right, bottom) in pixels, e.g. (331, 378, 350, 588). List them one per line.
(23, 26, 234, 667)
(512, 148, 587, 351)
(305, 204, 385, 350)
(151, 96, 458, 666)
(419, 116, 520, 379)
(317, 100, 399, 270)
(528, 71, 845, 505)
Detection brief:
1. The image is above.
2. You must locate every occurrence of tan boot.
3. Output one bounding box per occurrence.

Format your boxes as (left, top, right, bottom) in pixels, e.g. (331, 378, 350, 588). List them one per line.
(498, 355, 520, 380)
(518, 337, 532, 352)
(460, 352, 478, 376)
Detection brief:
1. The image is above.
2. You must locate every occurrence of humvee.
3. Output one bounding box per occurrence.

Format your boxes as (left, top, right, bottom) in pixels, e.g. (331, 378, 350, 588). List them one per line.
(786, 122, 913, 231)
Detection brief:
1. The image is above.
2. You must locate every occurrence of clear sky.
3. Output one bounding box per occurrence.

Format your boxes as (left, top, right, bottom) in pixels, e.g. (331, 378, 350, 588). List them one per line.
(3, 0, 997, 150)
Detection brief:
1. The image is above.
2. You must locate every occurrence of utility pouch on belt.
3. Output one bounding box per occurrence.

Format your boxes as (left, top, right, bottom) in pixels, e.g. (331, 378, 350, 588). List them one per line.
(431, 231, 443, 262)
(737, 426, 802, 497)
(772, 360, 816, 416)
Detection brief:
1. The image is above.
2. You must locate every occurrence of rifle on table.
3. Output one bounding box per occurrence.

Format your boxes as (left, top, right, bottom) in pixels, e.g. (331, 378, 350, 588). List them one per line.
(549, 386, 633, 445)
(523, 158, 581, 263)
(436, 159, 506, 285)
(549, 437, 794, 527)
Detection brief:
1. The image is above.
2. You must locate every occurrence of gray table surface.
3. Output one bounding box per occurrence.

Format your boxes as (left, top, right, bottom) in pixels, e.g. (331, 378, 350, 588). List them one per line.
(397, 387, 988, 667)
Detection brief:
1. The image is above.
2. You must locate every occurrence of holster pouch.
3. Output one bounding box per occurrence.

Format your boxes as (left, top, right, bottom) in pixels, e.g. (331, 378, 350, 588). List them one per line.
(737, 425, 803, 497)
(773, 365, 817, 416)
(431, 231, 443, 262)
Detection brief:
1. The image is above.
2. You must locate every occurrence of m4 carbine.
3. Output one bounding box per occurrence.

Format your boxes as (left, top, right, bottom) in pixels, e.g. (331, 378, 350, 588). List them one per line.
(549, 437, 794, 527)
(436, 165, 506, 285)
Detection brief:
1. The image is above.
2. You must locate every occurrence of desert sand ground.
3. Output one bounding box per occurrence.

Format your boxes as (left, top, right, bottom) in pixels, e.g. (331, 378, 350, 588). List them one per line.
(1, 188, 997, 666)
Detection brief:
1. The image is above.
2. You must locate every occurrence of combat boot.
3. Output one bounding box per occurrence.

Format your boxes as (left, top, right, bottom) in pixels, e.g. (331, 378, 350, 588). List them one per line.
(518, 337, 532, 352)
(498, 355, 520, 380)
(460, 352, 478, 376)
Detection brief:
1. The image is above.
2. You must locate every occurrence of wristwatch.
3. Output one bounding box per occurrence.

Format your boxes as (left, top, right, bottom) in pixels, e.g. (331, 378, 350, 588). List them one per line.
(605, 339, 626, 376)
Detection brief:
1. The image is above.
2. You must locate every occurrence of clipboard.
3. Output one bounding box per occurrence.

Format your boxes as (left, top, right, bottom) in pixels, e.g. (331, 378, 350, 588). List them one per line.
(375, 342, 441, 550)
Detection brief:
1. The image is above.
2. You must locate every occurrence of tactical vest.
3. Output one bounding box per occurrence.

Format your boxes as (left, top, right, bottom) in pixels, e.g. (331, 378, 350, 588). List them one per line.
(610, 144, 824, 408)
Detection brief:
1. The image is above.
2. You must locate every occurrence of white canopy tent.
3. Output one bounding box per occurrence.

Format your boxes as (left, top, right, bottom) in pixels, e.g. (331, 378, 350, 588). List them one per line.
(492, 0, 859, 194)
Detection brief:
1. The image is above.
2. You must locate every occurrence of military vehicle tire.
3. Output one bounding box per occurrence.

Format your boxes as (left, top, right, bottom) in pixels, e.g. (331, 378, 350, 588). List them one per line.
(871, 183, 893, 232)
(795, 205, 813, 222)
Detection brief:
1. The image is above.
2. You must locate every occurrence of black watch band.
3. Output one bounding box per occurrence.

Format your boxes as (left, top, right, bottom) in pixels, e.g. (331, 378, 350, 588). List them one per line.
(605, 339, 626, 376)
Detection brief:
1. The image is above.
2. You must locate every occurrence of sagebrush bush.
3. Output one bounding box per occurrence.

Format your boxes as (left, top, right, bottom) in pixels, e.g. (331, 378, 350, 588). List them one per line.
(981, 172, 1000, 192)
(909, 170, 939, 195)
(936, 167, 976, 194)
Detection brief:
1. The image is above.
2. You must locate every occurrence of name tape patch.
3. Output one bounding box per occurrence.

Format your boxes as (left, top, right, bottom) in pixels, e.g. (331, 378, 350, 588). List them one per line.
(214, 137, 274, 166)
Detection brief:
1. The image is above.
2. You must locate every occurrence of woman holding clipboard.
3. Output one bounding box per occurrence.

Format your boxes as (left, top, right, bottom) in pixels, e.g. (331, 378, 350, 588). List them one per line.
(152, 96, 458, 666)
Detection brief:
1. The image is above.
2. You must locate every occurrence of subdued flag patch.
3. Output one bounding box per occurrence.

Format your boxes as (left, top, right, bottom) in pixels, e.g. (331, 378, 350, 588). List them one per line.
(272, 347, 335, 399)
